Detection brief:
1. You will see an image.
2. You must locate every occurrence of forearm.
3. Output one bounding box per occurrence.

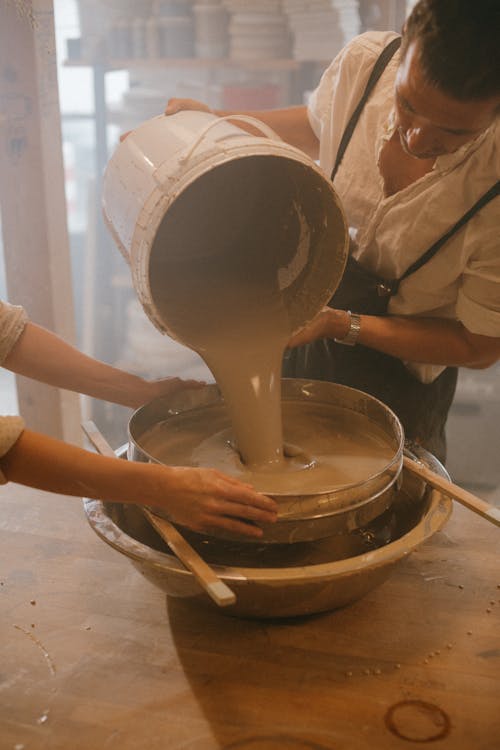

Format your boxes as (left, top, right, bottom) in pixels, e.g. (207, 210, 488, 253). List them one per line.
(357, 315, 492, 367)
(4, 322, 150, 408)
(320, 310, 500, 368)
(0, 428, 157, 503)
(0, 429, 279, 538)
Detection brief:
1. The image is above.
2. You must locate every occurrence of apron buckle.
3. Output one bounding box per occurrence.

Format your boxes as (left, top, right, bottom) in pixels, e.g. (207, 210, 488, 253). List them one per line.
(376, 281, 394, 297)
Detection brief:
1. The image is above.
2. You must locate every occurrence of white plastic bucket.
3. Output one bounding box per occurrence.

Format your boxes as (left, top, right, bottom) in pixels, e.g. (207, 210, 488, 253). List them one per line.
(102, 110, 348, 342)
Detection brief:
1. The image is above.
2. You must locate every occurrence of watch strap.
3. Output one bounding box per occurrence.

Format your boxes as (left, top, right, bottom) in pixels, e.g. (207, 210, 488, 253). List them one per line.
(334, 310, 361, 346)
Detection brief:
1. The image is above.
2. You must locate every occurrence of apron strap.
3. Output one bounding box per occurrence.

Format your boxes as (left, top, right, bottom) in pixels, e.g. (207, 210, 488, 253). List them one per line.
(330, 36, 402, 182)
(393, 180, 500, 290)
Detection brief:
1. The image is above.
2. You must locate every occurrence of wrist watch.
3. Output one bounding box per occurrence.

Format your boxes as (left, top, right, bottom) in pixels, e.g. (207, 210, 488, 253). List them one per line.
(334, 310, 361, 346)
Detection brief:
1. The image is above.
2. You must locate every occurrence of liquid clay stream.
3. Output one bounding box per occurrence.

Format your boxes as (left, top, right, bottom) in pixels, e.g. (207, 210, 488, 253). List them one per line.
(149, 259, 394, 495)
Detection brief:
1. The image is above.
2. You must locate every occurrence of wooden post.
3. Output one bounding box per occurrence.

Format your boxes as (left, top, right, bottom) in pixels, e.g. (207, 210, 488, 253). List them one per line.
(0, 0, 81, 443)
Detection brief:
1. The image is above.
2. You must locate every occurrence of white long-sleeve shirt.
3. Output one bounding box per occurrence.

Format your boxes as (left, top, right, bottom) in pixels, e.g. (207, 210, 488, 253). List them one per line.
(308, 31, 500, 382)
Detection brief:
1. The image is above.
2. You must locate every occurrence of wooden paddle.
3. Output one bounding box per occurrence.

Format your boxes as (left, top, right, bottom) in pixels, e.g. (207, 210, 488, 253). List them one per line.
(403, 454, 500, 527)
(82, 420, 237, 607)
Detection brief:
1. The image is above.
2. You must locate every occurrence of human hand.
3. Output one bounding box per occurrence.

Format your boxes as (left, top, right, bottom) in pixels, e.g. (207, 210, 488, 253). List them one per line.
(124, 376, 206, 409)
(119, 98, 213, 142)
(287, 308, 350, 348)
(143, 376, 206, 405)
(148, 464, 278, 539)
(165, 97, 213, 116)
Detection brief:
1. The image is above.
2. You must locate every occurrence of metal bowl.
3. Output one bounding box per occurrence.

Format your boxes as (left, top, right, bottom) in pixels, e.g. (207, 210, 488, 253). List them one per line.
(83, 445, 452, 619)
(127, 379, 405, 543)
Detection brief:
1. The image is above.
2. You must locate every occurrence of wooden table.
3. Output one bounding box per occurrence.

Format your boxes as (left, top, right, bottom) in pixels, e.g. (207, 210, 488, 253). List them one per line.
(1, 483, 498, 750)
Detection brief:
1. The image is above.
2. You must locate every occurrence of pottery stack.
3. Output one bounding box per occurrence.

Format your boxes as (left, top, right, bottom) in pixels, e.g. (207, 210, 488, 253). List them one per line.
(193, 1, 229, 59)
(154, 0, 195, 58)
(222, 0, 291, 61)
(282, 0, 360, 61)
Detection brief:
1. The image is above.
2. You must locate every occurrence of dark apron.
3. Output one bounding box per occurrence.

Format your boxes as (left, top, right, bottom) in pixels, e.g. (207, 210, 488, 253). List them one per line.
(283, 257, 458, 462)
(283, 37, 500, 462)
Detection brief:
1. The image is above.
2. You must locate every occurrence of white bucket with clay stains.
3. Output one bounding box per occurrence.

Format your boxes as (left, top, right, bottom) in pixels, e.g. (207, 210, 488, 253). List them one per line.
(102, 110, 348, 341)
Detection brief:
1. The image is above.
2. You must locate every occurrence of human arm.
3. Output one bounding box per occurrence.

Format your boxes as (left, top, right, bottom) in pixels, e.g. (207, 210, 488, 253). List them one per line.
(0, 428, 278, 538)
(164, 98, 320, 160)
(3, 321, 201, 409)
(288, 308, 500, 369)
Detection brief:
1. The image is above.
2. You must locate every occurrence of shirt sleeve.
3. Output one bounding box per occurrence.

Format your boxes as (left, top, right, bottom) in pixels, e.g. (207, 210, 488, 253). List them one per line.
(307, 31, 400, 175)
(0, 299, 28, 364)
(456, 216, 500, 337)
(0, 415, 25, 484)
(307, 38, 361, 142)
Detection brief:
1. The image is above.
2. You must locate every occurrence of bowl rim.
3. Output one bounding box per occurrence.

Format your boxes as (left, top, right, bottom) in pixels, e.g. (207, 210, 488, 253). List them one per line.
(127, 379, 405, 501)
(83, 469, 452, 585)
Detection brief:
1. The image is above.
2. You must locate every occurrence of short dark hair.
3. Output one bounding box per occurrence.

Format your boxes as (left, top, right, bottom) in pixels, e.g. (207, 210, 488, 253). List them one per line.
(401, 0, 500, 100)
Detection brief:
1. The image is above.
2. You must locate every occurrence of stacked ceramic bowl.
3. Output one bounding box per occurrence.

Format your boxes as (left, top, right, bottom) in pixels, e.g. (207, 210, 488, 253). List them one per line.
(222, 0, 291, 61)
(282, 0, 360, 61)
(153, 0, 195, 58)
(193, 1, 229, 59)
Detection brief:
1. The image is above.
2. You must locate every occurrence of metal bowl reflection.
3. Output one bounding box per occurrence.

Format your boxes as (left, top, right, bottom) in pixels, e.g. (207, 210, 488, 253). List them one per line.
(83, 445, 451, 619)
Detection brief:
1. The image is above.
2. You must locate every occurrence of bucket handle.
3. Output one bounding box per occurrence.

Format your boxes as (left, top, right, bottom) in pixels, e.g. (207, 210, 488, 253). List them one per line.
(178, 115, 282, 165)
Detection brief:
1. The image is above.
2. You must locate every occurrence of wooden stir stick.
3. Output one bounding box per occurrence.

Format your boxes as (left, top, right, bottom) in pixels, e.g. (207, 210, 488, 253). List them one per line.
(403, 454, 500, 527)
(82, 420, 237, 607)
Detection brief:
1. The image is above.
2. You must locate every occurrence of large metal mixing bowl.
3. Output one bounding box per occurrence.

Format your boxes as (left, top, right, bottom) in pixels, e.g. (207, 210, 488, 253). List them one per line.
(83, 445, 452, 619)
(127, 380, 405, 543)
